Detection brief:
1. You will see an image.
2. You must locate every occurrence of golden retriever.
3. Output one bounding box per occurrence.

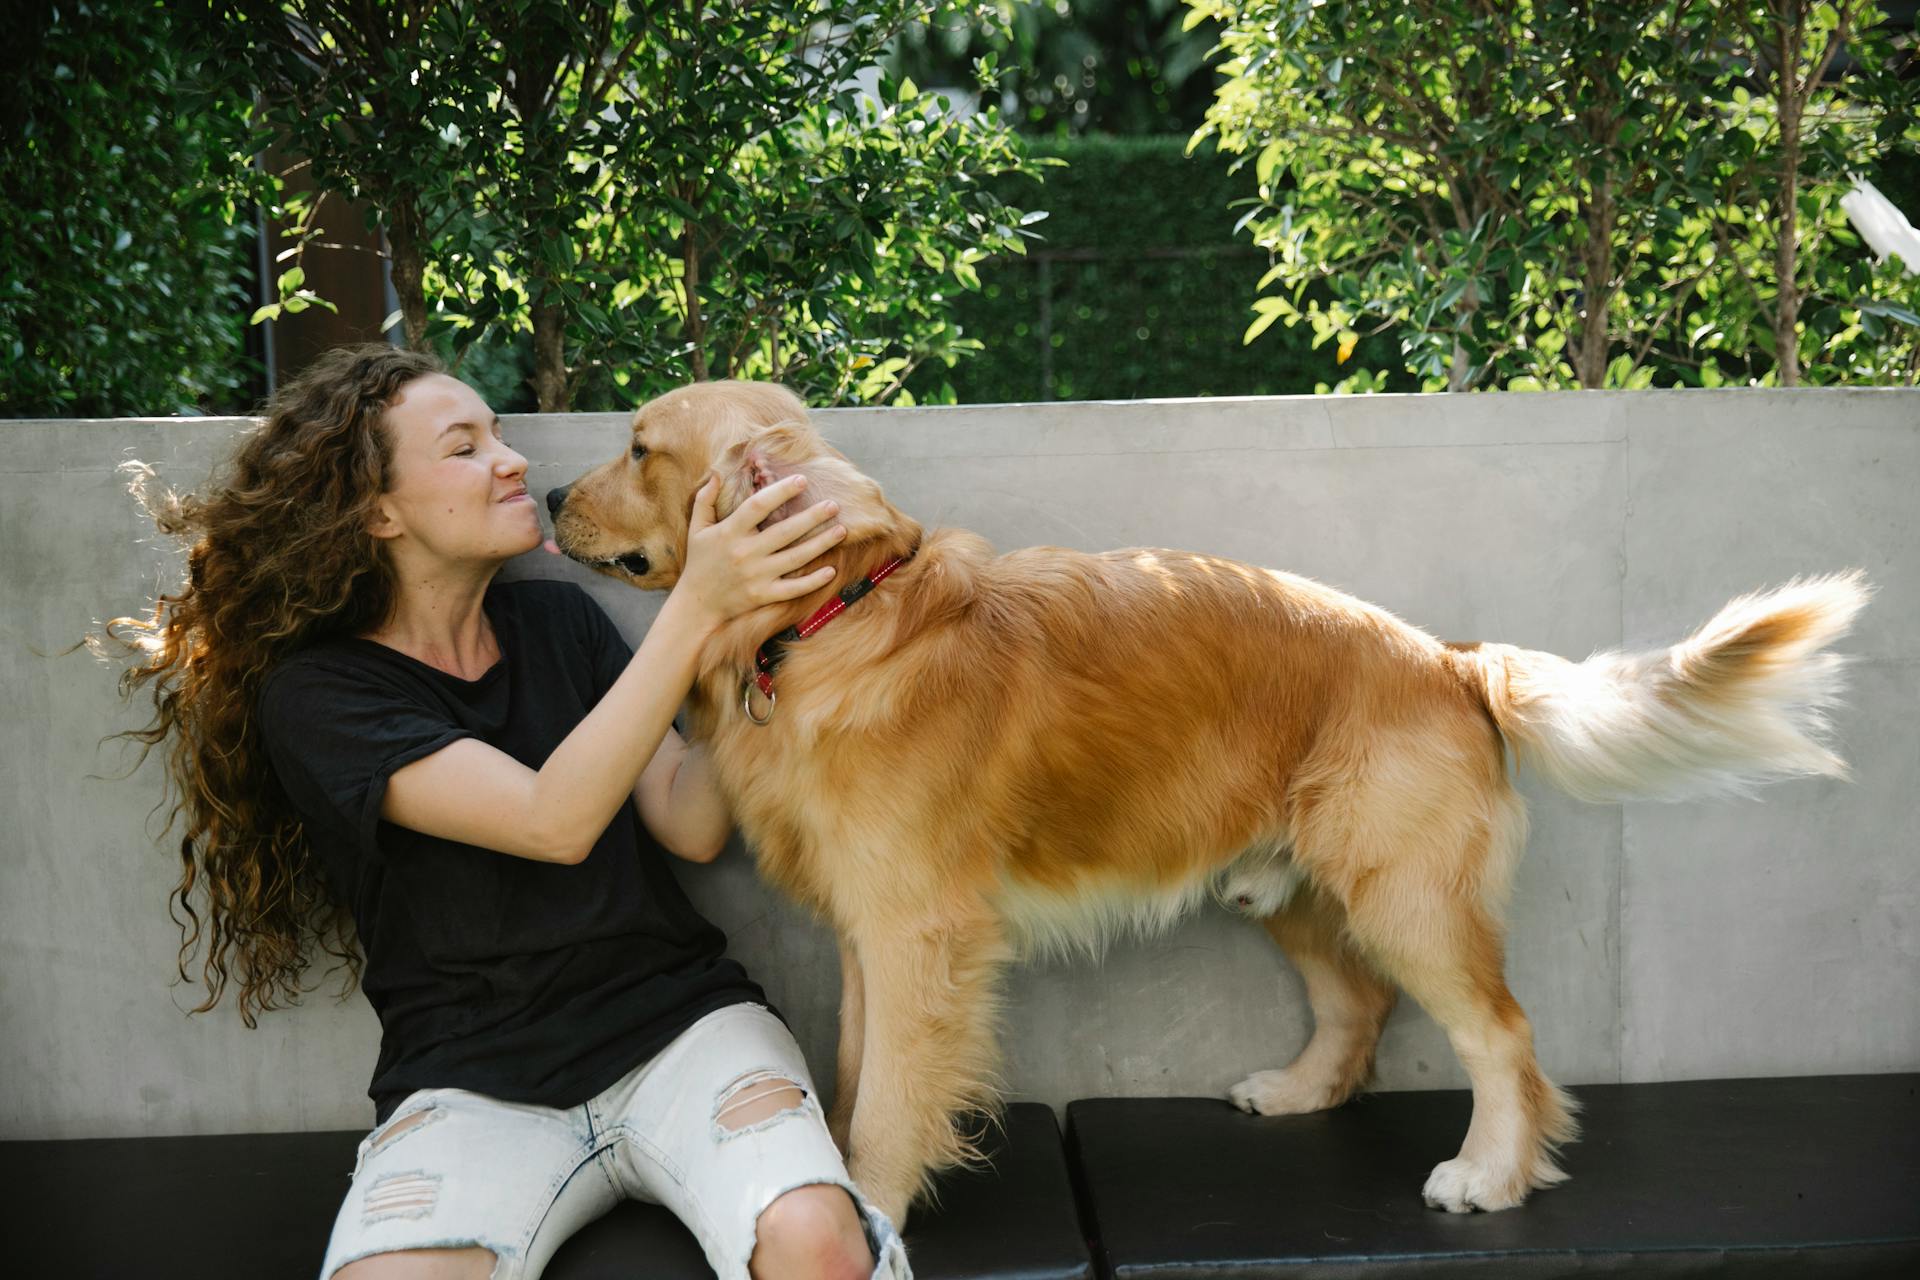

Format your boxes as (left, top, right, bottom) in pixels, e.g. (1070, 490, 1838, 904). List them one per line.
(548, 380, 1867, 1226)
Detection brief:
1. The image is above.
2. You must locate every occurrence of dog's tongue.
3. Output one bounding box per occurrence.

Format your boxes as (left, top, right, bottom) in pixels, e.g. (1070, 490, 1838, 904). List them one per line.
(543, 538, 560, 555)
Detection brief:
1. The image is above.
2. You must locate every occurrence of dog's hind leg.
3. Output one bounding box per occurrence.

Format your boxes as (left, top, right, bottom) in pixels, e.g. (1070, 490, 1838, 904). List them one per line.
(1348, 887, 1577, 1213)
(1291, 736, 1575, 1212)
(1230, 882, 1397, 1116)
(827, 936, 864, 1157)
(1318, 852, 1574, 1209)
(842, 900, 1011, 1228)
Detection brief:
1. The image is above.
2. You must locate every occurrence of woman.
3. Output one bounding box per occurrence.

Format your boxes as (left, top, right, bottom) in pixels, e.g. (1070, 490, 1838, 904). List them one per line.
(113, 344, 906, 1280)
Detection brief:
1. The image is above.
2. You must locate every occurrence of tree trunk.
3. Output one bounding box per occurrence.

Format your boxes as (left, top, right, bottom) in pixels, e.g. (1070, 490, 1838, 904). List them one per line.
(683, 217, 708, 381)
(511, 33, 574, 409)
(1575, 176, 1620, 389)
(531, 294, 568, 411)
(386, 199, 430, 351)
(1773, 103, 1803, 386)
(1448, 279, 1481, 391)
(1769, 2, 1810, 386)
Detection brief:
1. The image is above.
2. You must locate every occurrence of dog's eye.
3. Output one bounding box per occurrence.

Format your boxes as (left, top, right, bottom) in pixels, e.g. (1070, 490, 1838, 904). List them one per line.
(630, 441, 647, 461)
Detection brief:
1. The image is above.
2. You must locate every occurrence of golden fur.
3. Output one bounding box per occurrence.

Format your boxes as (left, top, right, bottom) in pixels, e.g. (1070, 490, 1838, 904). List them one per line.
(551, 380, 1868, 1224)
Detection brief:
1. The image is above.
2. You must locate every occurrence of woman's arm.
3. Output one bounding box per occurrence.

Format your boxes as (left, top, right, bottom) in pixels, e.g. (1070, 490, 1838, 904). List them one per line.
(634, 730, 731, 863)
(381, 473, 843, 862)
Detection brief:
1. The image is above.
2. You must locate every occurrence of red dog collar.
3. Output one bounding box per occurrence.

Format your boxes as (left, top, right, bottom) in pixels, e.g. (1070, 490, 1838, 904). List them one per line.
(743, 554, 911, 724)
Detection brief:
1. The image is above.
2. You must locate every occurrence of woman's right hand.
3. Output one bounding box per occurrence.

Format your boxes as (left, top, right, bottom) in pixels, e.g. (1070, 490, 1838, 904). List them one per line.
(671, 473, 846, 636)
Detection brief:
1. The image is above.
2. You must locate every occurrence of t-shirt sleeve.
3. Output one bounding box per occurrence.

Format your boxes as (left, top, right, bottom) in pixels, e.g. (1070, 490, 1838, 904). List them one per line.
(258, 660, 472, 858)
(570, 585, 636, 702)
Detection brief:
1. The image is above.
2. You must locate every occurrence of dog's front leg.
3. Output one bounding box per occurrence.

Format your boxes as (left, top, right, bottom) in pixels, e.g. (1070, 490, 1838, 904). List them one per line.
(827, 936, 864, 1156)
(843, 908, 1009, 1228)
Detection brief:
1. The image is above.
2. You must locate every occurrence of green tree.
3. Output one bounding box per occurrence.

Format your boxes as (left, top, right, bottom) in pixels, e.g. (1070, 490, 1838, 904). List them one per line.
(219, 1, 492, 350)
(1195, 0, 1920, 390)
(438, 0, 660, 411)
(454, 2, 1039, 408)
(1, 1, 258, 416)
(1699, 1, 1920, 384)
(224, 1, 1040, 409)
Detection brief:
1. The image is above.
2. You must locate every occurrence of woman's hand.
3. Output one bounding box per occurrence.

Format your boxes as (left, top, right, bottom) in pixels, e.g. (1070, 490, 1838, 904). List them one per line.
(670, 473, 846, 637)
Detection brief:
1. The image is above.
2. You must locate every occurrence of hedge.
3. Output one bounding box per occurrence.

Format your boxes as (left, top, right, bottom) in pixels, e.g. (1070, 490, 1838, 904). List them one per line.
(904, 134, 1416, 404)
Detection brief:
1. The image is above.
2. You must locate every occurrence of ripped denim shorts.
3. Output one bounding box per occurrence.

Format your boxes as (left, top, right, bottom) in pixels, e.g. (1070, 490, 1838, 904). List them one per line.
(318, 1002, 910, 1280)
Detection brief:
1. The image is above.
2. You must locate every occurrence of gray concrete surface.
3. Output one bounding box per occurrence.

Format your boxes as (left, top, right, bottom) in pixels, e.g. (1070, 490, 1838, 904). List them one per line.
(3, 388, 1915, 1140)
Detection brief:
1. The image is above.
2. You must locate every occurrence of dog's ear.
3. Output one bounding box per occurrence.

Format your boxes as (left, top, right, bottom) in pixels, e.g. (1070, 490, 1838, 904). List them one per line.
(714, 419, 893, 540)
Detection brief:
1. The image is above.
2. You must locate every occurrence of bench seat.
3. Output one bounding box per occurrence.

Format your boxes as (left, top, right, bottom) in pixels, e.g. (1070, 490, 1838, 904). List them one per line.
(0, 1101, 1091, 1280)
(1065, 1074, 1920, 1278)
(8, 1076, 1915, 1278)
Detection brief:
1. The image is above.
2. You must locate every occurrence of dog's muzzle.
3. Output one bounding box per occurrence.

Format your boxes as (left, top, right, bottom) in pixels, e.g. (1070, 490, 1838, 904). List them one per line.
(545, 485, 649, 576)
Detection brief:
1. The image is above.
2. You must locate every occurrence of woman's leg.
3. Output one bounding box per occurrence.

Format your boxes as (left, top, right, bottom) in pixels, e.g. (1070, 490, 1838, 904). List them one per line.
(332, 1248, 498, 1280)
(593, 1002, 911, 1280)
(317, 1087, 617, 1280)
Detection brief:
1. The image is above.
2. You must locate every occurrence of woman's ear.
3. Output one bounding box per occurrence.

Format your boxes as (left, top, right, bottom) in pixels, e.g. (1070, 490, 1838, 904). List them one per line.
(367, 494, 402, 541)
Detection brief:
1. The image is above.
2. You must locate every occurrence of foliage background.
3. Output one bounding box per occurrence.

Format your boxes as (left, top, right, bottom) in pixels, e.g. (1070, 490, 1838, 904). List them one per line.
(222, 0, 1043, 412)
(0, 2, 259, 416)
(1194, 0, 1920, 391)
(4, 0, 1918, 416)
(903, 134, 1415, 402)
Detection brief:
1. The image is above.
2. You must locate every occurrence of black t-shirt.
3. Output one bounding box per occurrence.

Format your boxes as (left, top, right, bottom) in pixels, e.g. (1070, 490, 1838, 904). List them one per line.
(257, 578, 767, 1122)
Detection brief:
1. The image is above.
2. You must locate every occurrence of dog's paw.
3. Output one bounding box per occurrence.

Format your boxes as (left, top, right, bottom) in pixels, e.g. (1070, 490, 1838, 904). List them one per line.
(1421, 1157, 1529, 1213)
(1228, 1069, 1347, 1116)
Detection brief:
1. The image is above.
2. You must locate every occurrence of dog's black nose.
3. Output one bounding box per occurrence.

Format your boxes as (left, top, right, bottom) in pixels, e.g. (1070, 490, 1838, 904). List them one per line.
(545, 484, 570, 517)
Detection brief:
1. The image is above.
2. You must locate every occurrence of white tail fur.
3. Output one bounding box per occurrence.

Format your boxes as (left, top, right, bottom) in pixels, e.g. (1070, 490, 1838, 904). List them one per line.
(1461, 573, 1871, 803)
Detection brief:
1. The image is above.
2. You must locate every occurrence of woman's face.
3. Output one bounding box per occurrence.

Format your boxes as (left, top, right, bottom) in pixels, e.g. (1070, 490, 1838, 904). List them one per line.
(372, 373, 543, 565)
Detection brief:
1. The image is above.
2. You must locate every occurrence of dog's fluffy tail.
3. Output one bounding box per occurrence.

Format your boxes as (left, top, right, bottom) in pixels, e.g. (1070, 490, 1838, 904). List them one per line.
(1454, 572, 1870, 803)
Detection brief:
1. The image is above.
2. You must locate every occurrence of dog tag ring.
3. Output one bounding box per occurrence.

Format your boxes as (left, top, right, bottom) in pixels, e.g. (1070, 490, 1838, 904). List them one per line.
(742, 679, 775, 725)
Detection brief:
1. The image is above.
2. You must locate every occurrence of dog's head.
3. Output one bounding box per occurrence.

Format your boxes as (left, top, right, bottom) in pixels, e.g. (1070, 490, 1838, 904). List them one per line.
(548, 380, 908, 594)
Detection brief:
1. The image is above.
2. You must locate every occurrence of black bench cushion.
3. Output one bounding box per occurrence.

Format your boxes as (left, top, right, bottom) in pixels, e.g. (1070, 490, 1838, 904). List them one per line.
(1066, 1074, 1920, 1279)
(0, 1101, 1090, 1279)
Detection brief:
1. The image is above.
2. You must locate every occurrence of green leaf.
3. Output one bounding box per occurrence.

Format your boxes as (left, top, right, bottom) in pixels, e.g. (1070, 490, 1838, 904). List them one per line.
(1857, 301, 1920, 328)
(1243, 296, 1288, 345)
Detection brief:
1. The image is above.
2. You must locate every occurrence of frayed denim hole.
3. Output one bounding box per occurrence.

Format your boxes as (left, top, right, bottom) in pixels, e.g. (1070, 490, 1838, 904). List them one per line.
(326, 1241, 501, 1280)
(711, 1069, 811, 1143)
(360, 1168, 443, 1223)
(370, 1105, 444, 1155)
(351, 1105, 444, 1179)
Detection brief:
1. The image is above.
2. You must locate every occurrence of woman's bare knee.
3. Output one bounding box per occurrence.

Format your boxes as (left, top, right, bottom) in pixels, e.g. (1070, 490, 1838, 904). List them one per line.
(750, 1183, 872, 1280)
(331, 1245, 497, 1280)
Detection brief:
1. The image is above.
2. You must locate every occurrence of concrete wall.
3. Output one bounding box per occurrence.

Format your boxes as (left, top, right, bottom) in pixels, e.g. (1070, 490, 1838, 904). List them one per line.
(3, 389, 1916, 1140)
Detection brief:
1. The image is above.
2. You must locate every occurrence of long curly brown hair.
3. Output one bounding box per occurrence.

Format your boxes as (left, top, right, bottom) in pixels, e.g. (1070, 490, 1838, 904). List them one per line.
(107, 344, 444, 1027)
